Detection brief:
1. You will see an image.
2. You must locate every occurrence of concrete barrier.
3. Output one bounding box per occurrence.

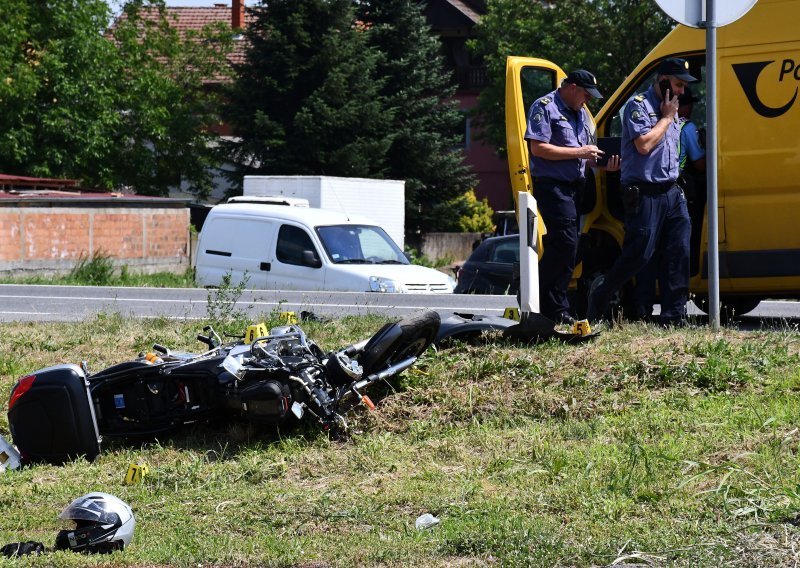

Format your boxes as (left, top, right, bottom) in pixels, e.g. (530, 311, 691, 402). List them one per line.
(419, 232, 482, 263)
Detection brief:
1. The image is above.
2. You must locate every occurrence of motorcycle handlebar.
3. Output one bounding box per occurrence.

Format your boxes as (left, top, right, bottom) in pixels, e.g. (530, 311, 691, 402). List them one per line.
(196, 326, 222, 349)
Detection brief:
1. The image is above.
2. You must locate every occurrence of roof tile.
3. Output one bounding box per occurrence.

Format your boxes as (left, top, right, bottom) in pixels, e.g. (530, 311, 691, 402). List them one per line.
(118, 6, 254, 66)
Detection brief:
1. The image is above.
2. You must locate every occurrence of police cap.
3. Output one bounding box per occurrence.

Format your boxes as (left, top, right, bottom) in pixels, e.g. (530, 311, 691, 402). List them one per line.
(657, 57, 697, 82)
(563, 69, 603, 98)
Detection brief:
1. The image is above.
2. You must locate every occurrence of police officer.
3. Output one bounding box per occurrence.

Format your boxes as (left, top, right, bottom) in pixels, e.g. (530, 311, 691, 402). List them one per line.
(587, 57, 696, 325)
(634, 86, 707, 320)
(525, 70, 619, 324)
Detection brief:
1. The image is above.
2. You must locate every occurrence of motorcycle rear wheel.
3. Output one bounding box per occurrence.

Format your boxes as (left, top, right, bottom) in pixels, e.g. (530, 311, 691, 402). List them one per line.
(358, 310, 441, 376)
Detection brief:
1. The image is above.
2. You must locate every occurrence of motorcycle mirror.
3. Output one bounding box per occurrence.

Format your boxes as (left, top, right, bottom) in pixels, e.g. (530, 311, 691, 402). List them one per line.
(291, 402, 304, 419)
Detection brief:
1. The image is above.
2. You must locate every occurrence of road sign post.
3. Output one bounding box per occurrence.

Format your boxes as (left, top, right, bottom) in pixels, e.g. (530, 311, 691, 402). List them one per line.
(705, 0, 720, 330)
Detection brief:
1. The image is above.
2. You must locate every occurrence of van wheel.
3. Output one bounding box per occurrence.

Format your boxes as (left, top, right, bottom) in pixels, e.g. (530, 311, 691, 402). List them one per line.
(722, 296, 761, 318)
(694, 296, 762, 321)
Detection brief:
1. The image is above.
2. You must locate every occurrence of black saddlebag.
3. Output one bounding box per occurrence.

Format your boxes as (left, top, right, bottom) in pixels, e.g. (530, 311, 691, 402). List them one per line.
(7, 364, 101, 464)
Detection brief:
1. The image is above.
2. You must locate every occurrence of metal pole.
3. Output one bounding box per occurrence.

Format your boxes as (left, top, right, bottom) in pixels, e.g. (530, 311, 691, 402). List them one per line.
(705, 0, 721, 330)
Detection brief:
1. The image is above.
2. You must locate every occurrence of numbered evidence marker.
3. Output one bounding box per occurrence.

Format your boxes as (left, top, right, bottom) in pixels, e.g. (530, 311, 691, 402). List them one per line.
(124, 463, 150, 485)
(244, 323, 269, 344)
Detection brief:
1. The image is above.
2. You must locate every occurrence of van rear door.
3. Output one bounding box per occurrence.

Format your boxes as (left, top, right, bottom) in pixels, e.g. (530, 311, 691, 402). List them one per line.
(197, 215, 276, 288)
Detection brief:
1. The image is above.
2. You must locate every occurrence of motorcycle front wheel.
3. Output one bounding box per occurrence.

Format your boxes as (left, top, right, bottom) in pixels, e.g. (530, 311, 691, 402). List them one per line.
(357, 310, 441, 376)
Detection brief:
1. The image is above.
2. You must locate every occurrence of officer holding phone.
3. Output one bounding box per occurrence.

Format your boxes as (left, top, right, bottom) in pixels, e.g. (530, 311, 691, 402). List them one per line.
(525, 70, 620, 324)
(587, 57, 696, 325)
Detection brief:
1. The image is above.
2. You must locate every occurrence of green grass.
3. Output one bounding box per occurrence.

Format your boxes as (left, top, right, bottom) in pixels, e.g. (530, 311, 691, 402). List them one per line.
(1, 316, 799, 566)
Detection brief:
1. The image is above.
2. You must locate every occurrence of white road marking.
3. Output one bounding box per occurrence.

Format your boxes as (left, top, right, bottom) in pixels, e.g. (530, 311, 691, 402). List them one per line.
(0, 311, 57, 315)
(0, 293, 503, 312)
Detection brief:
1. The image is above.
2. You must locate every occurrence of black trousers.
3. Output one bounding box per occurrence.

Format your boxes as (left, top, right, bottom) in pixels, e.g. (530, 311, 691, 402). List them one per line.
(533, 177, 582, 321)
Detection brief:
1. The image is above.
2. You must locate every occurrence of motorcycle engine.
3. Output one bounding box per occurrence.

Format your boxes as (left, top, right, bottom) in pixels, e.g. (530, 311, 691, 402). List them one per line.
(237, 378, 294, 424)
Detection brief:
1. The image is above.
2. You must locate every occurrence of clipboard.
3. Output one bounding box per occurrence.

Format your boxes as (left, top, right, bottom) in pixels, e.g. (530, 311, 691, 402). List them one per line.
(595, 137, 620, 167)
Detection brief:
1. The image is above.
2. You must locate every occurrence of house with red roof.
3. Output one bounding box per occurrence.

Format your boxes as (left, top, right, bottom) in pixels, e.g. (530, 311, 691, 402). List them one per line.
(423, 0, 511, 212)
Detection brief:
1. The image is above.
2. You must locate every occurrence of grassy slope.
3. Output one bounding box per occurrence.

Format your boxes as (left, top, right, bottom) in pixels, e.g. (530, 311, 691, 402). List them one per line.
(0, 314, 799, 567)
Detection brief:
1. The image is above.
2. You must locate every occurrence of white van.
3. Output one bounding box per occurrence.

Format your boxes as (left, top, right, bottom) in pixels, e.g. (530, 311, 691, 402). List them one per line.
(195, 202, 454, 293)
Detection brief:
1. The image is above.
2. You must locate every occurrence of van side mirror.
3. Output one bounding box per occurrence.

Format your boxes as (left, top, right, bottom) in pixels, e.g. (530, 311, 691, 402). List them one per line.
(302, 250, 322, 268)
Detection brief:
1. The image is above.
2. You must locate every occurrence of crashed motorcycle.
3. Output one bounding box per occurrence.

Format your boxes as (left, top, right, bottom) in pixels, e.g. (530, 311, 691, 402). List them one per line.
(7, 310, 440, 465)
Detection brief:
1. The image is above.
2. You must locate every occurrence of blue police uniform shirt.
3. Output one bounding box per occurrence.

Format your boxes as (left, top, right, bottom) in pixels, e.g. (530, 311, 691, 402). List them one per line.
(679, 120, 705, 170)
(620, 85, 681, 185)
(525, 89, 592, 183)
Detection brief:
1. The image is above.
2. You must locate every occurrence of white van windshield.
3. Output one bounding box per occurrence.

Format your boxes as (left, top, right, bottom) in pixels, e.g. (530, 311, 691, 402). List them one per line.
(316, 225, 408, 265)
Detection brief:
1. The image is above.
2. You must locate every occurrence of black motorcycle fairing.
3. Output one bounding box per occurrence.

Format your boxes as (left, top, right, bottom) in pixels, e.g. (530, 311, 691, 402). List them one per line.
(236, 379, 293, 423)
(89, 360, 158, 379)
(434, 313, 517, 345)
(91, 357, 223, 437)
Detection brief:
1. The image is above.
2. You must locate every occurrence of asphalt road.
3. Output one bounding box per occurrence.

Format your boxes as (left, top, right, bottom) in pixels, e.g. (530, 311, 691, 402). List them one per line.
(0, 284, 517, 322)
(0, 284, 797, 329)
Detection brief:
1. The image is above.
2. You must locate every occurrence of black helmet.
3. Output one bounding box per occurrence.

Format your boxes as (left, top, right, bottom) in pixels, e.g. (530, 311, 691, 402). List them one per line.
(54, 492, 135, 553)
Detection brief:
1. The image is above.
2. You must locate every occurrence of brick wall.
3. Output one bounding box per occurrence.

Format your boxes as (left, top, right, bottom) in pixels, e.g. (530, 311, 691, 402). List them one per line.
(0, 205, 190, 275)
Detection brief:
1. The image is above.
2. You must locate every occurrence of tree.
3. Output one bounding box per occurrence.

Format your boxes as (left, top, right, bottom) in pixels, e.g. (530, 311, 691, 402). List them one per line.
(0, 0, 233, 198)
(0, 0, 121, 183)
(109, 1, 234, 197)
(223, 0, 392, 184)
(470, 0, 674, 153)
(358, 0, 476, 234)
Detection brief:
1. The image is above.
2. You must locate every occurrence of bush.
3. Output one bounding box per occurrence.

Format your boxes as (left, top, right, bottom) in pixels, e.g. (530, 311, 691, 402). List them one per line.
(428, 189, 494, 233)
(69, 251, 115, 285)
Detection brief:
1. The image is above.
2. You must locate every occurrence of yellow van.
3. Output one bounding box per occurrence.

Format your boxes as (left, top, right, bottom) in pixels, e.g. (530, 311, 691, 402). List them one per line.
(506, 0, 800, 315)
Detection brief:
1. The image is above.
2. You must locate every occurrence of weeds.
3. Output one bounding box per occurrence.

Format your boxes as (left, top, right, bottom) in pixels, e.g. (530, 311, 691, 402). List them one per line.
(69, 250, 115, 285)
(404, 246, 455, 269)
(205, 271, 252, 328)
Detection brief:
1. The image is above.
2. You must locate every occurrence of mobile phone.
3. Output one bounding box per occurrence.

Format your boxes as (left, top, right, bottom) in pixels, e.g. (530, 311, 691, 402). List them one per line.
(659, 78, 671, 99)
(595, 137, 620, 167)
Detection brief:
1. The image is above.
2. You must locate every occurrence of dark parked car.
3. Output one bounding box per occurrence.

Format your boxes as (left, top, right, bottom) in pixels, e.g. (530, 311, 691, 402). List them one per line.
(454, 235, 519, 294)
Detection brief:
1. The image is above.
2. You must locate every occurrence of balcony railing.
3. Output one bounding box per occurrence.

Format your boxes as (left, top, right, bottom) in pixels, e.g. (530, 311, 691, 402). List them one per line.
(454, 65, 489, 91)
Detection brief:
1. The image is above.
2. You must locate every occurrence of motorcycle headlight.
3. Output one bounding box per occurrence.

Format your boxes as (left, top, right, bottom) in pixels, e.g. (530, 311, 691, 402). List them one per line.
(369, 276, 401, 293)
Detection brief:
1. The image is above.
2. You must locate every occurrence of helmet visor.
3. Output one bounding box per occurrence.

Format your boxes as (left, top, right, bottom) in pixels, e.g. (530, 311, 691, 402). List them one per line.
(59, 496, 121, 527)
